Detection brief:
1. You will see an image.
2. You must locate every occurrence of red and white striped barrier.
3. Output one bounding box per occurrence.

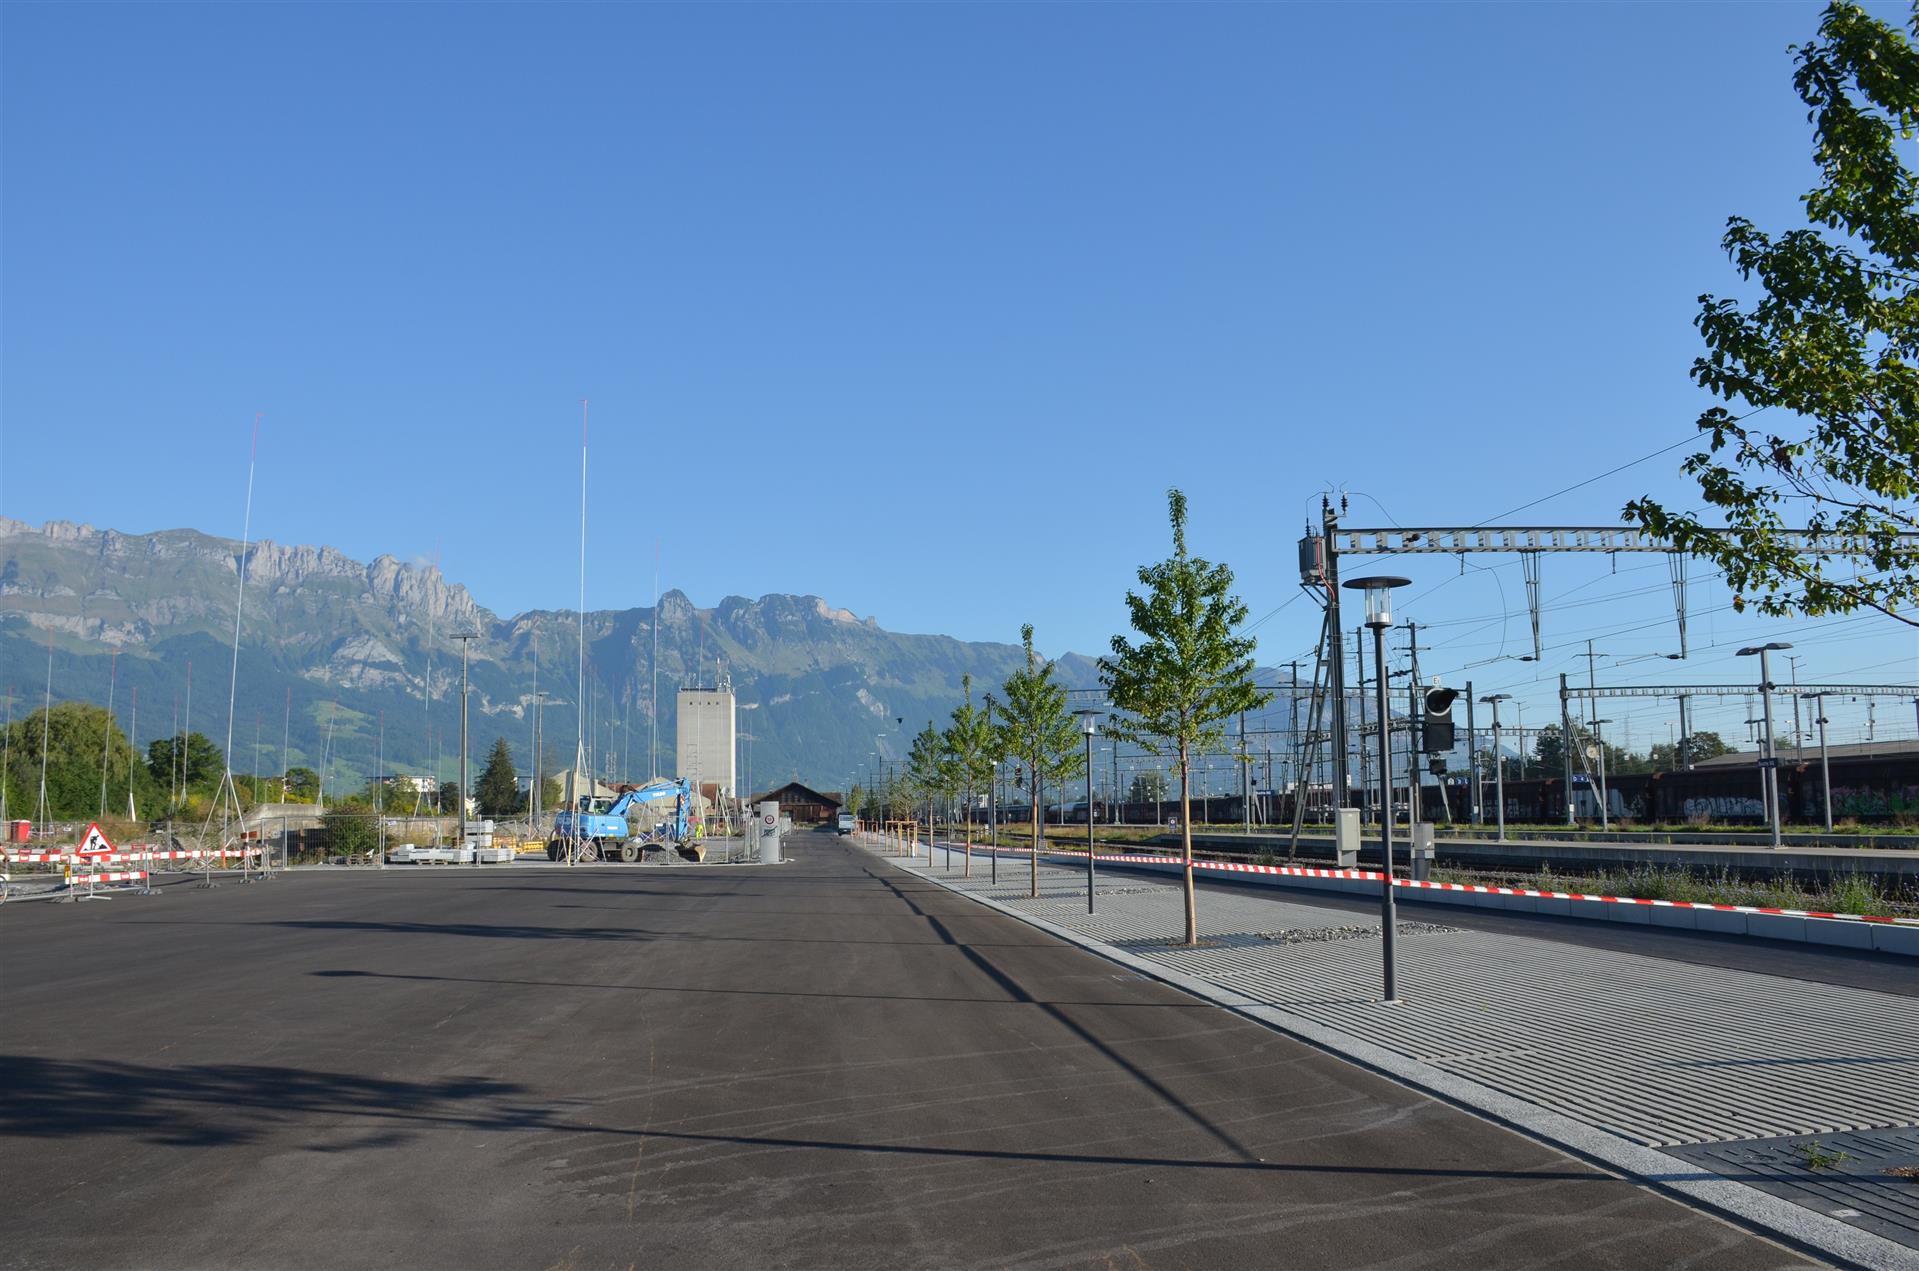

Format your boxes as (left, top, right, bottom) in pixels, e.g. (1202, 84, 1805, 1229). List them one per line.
(959, 844, 1919, 928)
(4, 848, 259, 865)
(68, 871, 149, 887)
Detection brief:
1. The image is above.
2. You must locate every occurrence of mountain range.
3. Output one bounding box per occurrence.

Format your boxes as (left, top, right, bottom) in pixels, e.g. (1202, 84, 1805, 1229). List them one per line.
(0, 517, 1126, 795)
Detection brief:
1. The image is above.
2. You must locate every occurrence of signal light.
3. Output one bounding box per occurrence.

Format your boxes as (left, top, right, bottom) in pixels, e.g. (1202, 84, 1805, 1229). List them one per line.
(1422, 686, 1458, 753)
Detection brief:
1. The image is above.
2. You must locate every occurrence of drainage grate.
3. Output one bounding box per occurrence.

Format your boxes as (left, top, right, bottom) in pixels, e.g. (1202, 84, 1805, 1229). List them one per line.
(880, 843, 1919, 1149)
(1668, 1127, 1919, 1249)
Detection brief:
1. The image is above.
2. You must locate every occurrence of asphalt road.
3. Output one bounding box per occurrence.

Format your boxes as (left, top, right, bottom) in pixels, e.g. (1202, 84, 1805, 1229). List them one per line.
(3, 831, 1813, 1270)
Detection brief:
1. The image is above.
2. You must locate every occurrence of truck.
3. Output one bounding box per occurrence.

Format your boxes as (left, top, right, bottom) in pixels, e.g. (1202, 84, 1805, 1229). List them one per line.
(548, 777, 699, 863)
(835, 811, 855, 835)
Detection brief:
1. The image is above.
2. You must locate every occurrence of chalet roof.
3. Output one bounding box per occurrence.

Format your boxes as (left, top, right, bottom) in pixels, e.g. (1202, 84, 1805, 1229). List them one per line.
(748, 782, 843, 808)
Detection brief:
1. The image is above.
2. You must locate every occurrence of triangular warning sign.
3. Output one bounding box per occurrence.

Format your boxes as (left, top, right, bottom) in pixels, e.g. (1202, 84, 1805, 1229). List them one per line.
(77, 822, 115, 854)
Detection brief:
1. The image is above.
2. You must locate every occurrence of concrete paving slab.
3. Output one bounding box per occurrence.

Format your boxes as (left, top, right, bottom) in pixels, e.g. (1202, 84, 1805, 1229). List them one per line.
(885, 836, 1919, 1267)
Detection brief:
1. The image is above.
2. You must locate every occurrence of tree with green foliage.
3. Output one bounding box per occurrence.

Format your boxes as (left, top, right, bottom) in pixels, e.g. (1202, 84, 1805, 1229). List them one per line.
(1650, 730, 1738, 771)
(1100, 489, 1272, 945)
(474, 736, 521, 816)
(1128, 769, 1169, 805)
(942, 675, 995, 870)
(3, 703, 149, 822)
(323, 806, 380, 862)
(282, 766, 320, 802)
(1532, 723, 1637, 783)
(998, 623, 1085, 897)
(1628, 2, 1919, 624)
(904, 718, 954, 847)
(147, 731, 222, 794)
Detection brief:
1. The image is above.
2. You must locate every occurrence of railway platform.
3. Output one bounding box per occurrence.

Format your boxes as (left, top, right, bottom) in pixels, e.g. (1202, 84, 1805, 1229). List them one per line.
(863, 832, 1919, 1269)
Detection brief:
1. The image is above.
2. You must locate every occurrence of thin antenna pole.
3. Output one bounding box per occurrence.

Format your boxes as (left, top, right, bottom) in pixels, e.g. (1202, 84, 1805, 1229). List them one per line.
(127, 687, 138, 820)
(574, 399, 587, 866)
(651, 540, 659, 779)
(378, 711, 386, 869)
(183, 660, 192, 801)
(281, 687, 291, 801)
(528, 622, 539, 828)
(36, 636, 53, 835)
(2, 683, 13, 827)
(100, 649, 118, 820)
(224, 414, 260, 770)
(319, 702, 336, 810)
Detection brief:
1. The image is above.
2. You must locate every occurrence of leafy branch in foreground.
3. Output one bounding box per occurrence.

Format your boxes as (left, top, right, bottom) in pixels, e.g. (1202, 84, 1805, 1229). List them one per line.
(1627, 2, 1919, 625)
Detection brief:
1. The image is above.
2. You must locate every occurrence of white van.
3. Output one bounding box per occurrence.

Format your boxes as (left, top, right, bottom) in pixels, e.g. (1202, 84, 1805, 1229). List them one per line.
(835, 812, 856, 835)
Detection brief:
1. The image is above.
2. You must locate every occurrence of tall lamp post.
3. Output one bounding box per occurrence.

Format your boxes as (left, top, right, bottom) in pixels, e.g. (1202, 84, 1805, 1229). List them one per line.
(984, 694, 999, 887)
(1479, 694, 1511, 843)
(452, 632, 478, 867)
(1075, 709, 1101, 914)
(1815, 694, 1833, 833)
(1737, 641, 1792, 849)
(1344, 575, 1409, 1003)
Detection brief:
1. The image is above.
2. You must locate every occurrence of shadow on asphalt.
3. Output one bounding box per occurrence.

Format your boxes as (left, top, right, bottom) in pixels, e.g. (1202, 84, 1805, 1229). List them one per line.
(308, 967, 1221, 1009)
(0, 1051, 1629, 1183)
(0, 1055, 558, 1147)
(863, 863, 1272, 1166)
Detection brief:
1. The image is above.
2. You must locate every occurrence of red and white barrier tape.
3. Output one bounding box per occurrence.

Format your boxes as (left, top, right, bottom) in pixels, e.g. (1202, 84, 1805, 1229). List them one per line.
(5, 848, 259, 864)
(68, 871, 149, 886)
(954, 844, 1919, 928)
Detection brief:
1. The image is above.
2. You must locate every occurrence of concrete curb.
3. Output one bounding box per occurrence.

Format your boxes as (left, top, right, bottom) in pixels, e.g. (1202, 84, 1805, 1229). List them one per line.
(872, 839, 1915, 1271)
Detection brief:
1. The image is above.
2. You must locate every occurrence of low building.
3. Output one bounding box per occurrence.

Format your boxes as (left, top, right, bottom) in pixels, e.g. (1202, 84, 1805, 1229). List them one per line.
(748, 782, 843, 825)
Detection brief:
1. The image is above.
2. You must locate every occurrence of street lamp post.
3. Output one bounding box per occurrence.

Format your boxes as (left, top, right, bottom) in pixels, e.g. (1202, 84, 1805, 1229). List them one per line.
(1816, 694, 1833, 833)
(984, 694, 998, 887)
(1480, 694, 1511, 843)
(1591, 718, 1612, 831)
(1344, 575, 1409, 1003)
(452, 632, 478, 867)
(1076, 709, 1100, 914)
(1737, 642, 1792, 848)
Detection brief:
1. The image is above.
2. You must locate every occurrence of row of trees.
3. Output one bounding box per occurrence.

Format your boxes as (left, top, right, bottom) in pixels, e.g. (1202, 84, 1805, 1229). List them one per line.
(857, 489, 1261, 946)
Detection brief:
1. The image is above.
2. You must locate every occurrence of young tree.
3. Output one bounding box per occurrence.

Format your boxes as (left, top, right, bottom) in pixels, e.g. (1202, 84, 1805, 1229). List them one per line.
(1100, 489, 1272, 945)
(998, 624, 1085, 896)
(323, 806, 380, 862)
(474, 736, 521, 816)
(942, 675, 995, 871)
(282, 766, 321, 802)
(905, 718, 958, 850)
(1628, 2, 1919, 624)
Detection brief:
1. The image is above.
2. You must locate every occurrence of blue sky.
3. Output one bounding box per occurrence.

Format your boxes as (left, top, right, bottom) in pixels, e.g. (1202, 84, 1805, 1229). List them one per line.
(3, 1, 1914, 751)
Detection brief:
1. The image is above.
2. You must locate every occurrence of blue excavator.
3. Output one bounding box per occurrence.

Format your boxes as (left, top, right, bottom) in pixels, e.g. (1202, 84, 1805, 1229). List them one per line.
(548, 777, 698, 863)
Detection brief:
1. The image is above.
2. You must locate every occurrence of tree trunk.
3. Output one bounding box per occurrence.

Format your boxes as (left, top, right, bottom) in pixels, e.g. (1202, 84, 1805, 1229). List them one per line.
(963, 791, 973, 878)
(1030, 768, 1042, 897)
(1179, 746, 1196, 945)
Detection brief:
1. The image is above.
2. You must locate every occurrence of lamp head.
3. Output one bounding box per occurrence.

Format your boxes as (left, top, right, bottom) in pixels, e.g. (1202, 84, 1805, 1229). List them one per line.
(1342, 575, 1411, 629)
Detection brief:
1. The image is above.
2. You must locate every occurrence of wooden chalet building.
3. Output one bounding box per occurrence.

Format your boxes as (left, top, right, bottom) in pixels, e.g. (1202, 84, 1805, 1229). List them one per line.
(750, 782, 843, 825)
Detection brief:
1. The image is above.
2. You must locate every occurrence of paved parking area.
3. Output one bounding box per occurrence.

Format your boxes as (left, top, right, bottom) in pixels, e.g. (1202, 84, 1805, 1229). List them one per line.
(3, 832, 1808, 1269)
